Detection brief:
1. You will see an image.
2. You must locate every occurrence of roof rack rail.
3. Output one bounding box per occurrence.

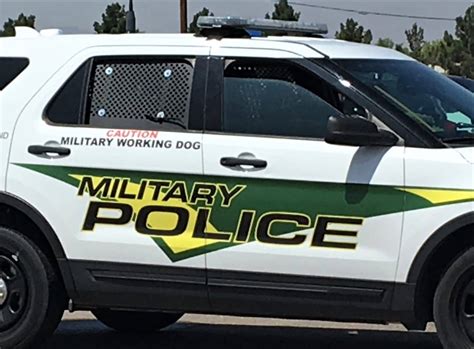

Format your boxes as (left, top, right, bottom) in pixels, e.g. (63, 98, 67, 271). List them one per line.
(14, 27, 40, 38)
(197, 16, 328, 39)
(14, 26, 63, 38)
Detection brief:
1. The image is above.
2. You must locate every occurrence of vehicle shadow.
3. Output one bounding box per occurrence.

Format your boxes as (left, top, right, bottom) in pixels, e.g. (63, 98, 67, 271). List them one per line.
(45, 320, 443, 349)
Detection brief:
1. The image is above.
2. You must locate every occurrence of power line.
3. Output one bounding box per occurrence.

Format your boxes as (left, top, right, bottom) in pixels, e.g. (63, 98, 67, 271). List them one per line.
(289, 2, 457, 21)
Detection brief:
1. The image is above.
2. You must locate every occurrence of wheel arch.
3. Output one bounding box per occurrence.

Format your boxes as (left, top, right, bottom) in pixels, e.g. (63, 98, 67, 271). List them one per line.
(0, 191, 66, 259)
(407, 211, 474, 321)
(0, 191, 76, 299)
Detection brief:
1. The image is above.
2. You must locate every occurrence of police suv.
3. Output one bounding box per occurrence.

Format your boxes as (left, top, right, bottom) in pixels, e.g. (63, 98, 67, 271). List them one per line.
(0, 17, 473, 349)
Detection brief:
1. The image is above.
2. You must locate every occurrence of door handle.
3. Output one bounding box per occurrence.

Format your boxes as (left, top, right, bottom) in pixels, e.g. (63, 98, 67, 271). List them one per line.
(220, 157, 267, 169)
(28, 145, 71, 157)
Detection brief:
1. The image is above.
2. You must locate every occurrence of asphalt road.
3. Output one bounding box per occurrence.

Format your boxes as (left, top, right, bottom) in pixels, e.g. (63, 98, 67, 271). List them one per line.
(43, 313, 442, 349)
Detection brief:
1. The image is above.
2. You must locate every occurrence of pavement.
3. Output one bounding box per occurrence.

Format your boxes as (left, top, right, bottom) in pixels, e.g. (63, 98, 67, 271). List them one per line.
(43, 312, 442, 348)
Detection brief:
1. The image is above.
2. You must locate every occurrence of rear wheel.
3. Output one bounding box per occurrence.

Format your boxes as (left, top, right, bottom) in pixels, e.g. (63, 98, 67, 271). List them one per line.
(0, 227, 66, 348)
(434, 248, 474, 349)
(93, 309, 183, 332)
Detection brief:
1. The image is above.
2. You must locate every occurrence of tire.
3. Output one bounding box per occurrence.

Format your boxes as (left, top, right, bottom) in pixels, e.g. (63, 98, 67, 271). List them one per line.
(434, 248, 474, 349)
(0, 227, 66, 349)
(93, 309, 183, 332)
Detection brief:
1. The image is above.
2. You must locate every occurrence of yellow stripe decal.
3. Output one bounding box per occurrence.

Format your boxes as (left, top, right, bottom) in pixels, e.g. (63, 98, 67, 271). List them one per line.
(399, 188, 474, 205)
(70, 174, 219, 254)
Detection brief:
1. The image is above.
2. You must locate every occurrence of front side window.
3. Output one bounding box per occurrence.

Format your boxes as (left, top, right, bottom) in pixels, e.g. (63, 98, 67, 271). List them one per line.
(223, 59, 366, 139)
(335, 59, 474, 144)
(46, 57, 195, 131)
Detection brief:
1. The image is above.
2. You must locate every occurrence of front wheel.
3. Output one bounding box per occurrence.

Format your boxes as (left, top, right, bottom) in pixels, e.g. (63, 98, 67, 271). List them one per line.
(434, 248, 474, 349)
(0, 227, 66, 349)
(93, 309, 183, 332)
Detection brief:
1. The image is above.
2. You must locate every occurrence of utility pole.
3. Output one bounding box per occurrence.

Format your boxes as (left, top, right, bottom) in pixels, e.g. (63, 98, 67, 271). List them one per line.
(126, 0, 136, 33)
(180, 0, 188, 33)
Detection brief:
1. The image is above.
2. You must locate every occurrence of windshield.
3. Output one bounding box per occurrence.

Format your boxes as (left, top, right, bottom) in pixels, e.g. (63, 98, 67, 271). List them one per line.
(334, 59, 474, 143)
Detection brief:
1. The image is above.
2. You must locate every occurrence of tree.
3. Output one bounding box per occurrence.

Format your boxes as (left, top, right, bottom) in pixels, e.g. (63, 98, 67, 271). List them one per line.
(417, 34, 463, 75)
(376, 37, 395, 49)
(265, 0, 300, 21)
(395, 44, 410, 55)
(405, 23, 425, 58)
(455, 5, 474, 56)
(335, 18, 372, 44)
(188, 7, 214, 34)
(94, 3, 127, 34)
(455, 5, 474, 77)
(0, 13, 36, 37)
(420, 6, 474, 78)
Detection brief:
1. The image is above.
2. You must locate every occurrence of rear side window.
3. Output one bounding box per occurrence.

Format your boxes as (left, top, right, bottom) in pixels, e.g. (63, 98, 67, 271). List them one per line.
(46, 56, 195, 131)
(47, 60, 92, 125)
(0, 58, 29, 90)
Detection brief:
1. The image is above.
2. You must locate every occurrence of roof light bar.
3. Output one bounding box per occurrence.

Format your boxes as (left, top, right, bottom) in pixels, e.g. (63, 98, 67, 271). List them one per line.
(197, 16, 328, 36)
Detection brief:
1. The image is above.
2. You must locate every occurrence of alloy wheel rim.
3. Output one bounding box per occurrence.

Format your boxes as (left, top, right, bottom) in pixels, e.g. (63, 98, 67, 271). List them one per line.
(0, 278, 7, 306)
(0, 255, 27, 331)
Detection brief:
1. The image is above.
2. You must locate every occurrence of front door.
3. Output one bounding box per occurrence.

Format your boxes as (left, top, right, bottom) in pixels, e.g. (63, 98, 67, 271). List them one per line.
(202, 49, 406, 316)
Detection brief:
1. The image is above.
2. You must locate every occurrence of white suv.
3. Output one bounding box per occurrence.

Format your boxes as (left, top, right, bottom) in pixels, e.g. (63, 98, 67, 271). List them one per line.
(0, 19, 473, 349)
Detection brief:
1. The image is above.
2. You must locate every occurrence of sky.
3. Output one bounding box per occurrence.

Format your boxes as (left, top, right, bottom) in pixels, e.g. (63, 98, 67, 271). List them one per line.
(0, 0, 472, 43)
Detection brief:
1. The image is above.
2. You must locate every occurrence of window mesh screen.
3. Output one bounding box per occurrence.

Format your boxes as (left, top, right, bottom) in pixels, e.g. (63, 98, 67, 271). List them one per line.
(225, 62, 296, 83)
(89, 59, 193, 129)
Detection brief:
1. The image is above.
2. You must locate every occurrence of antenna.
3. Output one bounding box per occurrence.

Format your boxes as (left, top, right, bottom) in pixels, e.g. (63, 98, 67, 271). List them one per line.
(126, 0, 136, 33)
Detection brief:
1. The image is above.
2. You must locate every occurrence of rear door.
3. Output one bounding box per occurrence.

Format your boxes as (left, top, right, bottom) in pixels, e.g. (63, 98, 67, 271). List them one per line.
(201, 47, 406, 316)
(7, 45, 210, 310)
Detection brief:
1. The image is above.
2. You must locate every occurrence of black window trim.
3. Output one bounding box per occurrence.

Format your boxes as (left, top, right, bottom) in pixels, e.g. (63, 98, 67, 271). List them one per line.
(43, 55, 207, 133)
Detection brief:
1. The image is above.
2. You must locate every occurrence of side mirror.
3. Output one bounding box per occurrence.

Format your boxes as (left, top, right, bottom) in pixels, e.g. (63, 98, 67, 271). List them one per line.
(325, 115, 399, 147)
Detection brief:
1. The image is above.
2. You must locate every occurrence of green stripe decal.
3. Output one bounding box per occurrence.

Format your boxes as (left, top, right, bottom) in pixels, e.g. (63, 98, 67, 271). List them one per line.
(15, 163, 474, 262)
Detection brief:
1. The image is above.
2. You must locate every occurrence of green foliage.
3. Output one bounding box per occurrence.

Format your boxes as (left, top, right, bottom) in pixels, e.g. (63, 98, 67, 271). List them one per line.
(395, 44, 410, 55)
(93, 3, 127, 34)
(455, 5, 474, 77)
(333, 5, 474, 79)
(412, 5, 474, 78)
(456, 6, 474, 55)
(265, 0, 300, 21)
(376, 37, 395, 49)
(418, 36, 461, 75)
(405, 23, 425, 59)
(0, 13, 36, 37)
(335, 18, 373, 44)
(189, 7, 214, 34)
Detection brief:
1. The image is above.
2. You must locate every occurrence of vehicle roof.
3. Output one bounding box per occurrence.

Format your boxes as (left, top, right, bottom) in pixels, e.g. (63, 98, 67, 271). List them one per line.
(261, 36, 412, 60)
(0, 32, 412, 61)
(449, 75, 474, 92)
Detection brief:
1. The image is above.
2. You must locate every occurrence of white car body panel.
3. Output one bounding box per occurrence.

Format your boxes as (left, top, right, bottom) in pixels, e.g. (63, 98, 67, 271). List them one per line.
(0, 32, 473, 288)
(395, 147, 474, 281)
